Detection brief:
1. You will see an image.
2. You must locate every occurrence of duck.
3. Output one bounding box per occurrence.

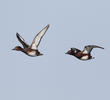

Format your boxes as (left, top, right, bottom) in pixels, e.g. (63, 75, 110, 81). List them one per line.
(12, 24, 50, 57)
(65, 45, 104, 60)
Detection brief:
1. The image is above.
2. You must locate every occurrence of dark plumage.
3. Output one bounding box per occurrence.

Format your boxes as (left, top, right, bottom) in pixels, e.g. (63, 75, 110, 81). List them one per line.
(12, 24, 50, 57)
(66, 45, 104, 60)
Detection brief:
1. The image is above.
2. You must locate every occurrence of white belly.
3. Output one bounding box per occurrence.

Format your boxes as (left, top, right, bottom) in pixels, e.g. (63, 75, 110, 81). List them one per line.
(81, 55, 89, 60)
(28, 51, 36, 56)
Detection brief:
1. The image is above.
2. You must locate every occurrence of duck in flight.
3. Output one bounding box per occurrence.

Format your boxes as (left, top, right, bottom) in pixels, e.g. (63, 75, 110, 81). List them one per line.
(66, 45, 104, 60)
(12, 24, 50, 57)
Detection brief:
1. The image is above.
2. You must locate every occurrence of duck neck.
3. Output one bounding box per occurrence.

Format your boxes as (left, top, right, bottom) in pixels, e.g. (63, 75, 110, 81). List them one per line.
(19, 47, 25, 53)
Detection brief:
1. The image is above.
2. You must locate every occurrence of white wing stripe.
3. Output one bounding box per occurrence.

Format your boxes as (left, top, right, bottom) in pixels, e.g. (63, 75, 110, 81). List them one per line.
(31, 24, 49, 50)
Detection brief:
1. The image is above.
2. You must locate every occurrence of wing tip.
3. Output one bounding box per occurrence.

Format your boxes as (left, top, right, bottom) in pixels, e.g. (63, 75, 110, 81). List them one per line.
(16, 32, 20, 36)
(101, 47, 104, 49)
(16, 32, 19, 37)
(85, 45, 104, 49)
(16, 32, 18, 35)
(45, 24, 50, 29)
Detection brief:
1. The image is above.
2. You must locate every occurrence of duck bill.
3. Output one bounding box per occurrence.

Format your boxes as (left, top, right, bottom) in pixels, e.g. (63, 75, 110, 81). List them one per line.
(12, 48, 16, 50)
(65, 52, 69, 54)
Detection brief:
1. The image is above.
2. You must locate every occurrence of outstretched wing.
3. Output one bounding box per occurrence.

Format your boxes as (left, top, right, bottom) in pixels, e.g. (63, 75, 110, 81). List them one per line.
(30, 24, 50, 50)
(83, 45, 104, 54)
(16, 33, 29, 48)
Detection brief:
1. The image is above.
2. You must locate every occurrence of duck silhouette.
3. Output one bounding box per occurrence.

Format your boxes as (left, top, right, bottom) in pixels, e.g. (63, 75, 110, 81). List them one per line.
(66, 45, 104, 60)
(12, 24, 49, 57)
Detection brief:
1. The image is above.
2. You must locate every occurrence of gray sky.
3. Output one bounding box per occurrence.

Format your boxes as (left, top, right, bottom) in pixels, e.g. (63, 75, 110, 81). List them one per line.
(0, 0, 110, 100)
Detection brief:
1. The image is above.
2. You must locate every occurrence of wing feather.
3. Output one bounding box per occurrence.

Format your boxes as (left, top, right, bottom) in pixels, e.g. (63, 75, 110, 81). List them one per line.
(83, 45, 104, 54)
(16, 33, 29, 48)
(30, 24, 50, 50)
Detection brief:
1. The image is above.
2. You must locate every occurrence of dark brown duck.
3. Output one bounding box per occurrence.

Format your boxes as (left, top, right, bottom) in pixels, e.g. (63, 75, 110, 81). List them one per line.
(66, 45, 104, 60)
(12, 24, 50, 57)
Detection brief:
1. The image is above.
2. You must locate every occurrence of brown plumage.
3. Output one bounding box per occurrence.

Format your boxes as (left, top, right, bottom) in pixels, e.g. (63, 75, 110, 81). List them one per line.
(66, 45, 104, 60)
(12, 24, 50, 57)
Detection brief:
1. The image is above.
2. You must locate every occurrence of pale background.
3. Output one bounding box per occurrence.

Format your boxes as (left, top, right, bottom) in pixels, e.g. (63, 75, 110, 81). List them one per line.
(0, 0, 110, 100)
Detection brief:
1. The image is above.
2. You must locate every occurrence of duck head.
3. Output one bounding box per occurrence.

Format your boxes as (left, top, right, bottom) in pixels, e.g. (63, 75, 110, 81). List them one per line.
(65, 48, 79, 55)
(12, 46, 23, 51)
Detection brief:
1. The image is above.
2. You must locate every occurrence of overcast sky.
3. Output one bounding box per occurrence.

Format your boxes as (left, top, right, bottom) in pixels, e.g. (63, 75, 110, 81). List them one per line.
(0, 0, 110, 100)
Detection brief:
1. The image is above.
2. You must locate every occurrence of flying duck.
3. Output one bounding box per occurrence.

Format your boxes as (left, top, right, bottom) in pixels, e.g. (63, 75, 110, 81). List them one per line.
(12, 24, 50, 57)
(65, 45, 104, 60)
